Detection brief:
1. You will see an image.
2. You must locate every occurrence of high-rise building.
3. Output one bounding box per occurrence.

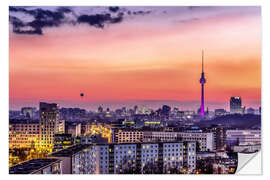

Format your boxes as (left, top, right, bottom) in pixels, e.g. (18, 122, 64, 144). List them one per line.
(161, 105, 171, 117)
(230, 97, 242, 114)
(134, 105, 139, 114)
(39, 102, 60, 150)
(98, 105, 103, 113)
(209, 126, 227, 150)
(199, 50, 206, 116)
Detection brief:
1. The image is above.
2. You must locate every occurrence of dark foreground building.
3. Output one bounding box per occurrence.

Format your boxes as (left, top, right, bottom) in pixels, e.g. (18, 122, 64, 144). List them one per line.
(9, 158, 62, 174)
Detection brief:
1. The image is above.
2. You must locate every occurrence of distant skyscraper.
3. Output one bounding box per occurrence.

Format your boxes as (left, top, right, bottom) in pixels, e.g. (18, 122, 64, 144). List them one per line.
(39, 102, 60, 150)
(162, 105, 171, 117)
(199, 50, 206, 116)
(230, 97, 242, 114)
(21, 107, 36, 119)
(134, 105, 139, 114)
(98, 105, 103, 113)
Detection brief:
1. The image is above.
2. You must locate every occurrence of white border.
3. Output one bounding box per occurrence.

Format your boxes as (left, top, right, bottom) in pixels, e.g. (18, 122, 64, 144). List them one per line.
(1, 0, 269, 179)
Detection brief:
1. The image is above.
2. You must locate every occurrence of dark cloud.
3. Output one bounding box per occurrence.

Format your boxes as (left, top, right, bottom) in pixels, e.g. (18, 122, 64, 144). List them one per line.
(9, 16, 24, 29)
(57, 7, 73, 14)
(9, 6, 73, 35)
(9, 7, 72, 22)
(132, 10, 152, 16)
(77, 13, 123, 28)
(9, 16, 41, 35)
(108, 6, 120, 13)
(10, 16, 42, 35)
(9, 7, 29, 14)
(14, 27, 42, 35)
(9, 6, 153, 35)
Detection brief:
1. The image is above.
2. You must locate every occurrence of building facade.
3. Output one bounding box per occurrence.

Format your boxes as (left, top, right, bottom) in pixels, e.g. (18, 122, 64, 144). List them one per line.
(57, 120, 65, 134)
(66, 122, 81, 137)
(49, 142, 196, 174)
(50, 144, 92, 174)
(9, 119, 40, 149)
(230, 97, 242, 114)
(113, 130, 144, 143)
(39, 102, 60, 151)
(207, 127, 227, 150)
(53, 134, 73, 152)
(226, 129, 261, 148)
(143, 131, 214, 151)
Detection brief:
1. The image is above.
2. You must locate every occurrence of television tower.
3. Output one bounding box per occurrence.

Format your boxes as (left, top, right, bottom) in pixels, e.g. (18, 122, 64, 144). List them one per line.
(199, 50, 206, 116)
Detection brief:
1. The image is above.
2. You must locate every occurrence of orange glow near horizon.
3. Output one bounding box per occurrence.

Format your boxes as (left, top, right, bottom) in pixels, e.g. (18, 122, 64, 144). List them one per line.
(9, 7, 261, 109)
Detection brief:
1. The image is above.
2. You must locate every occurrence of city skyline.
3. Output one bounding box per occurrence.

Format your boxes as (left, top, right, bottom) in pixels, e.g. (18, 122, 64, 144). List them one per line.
(9, 6, 261, 110)
(9, 99, 261, 112)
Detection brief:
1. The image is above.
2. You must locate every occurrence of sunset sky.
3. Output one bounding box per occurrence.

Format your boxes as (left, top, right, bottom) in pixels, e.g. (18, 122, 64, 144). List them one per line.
(9, 6, 261, 111)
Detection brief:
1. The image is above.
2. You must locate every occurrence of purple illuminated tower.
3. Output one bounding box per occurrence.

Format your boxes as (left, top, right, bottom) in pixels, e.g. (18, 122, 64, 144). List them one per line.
(199, 50, 206, 116)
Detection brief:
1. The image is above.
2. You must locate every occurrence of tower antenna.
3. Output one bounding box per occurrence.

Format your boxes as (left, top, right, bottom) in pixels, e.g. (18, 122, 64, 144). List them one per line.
(202, 50, 204, 73)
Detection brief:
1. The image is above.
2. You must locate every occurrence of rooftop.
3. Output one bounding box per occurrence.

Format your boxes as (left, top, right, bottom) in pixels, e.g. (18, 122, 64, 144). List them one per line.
(90, 141, 196, 146)
(50, 144, 91, 157)
(9, 158, 60, 174)
(9, 119, 39, 124)
(50, 141, 197, 157)
(197, 151, 216, 154)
